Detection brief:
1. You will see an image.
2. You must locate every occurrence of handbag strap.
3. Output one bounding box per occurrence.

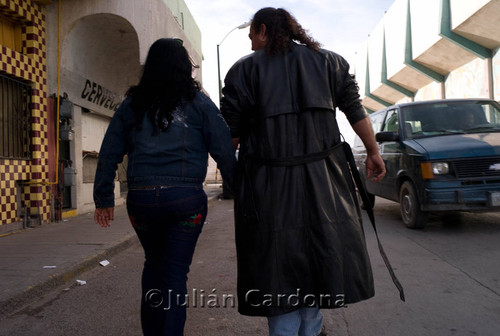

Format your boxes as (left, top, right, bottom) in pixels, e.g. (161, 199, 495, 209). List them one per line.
(343, 142, 406, 302)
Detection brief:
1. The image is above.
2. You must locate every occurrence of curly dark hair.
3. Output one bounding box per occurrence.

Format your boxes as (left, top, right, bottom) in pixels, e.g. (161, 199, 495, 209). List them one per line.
(127, 38, 200, 133)
(251, 7, 321, 56)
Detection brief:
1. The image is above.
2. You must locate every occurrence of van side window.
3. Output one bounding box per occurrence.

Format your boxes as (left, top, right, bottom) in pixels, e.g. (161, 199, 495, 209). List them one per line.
(369, 111, 386, 134)
(383, 110, 399, 133)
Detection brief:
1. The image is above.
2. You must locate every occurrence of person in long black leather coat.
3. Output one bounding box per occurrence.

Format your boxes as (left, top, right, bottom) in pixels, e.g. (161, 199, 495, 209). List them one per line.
(221, 7, 386, 336)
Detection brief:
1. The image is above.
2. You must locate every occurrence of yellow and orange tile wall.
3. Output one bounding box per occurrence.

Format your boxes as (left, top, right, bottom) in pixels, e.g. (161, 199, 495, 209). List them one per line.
(0, 0, 49, 225)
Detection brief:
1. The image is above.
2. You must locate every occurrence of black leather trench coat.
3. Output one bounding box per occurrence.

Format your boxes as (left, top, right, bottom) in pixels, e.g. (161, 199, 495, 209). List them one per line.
(221, 43, 374, 317)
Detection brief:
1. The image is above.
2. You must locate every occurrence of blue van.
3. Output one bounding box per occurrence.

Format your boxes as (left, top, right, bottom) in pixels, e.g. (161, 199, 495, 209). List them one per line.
(353, 99, 500, 229)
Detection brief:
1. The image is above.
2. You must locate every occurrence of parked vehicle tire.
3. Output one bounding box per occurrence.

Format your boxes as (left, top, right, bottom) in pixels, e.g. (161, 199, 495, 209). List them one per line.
(399, 181, 428, 229)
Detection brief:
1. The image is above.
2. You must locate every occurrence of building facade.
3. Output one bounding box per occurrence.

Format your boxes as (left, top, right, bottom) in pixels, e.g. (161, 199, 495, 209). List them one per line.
(354, 0, 500, 112)
(0, 0, 204, 232)
(0, 0, 48, 230)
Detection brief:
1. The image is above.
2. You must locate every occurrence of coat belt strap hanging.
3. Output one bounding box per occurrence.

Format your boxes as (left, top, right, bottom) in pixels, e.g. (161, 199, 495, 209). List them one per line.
(343, 142, 405, 302)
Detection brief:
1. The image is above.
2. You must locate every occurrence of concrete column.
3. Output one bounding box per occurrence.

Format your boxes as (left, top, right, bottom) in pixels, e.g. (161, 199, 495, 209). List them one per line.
(487, 57, 494, 100)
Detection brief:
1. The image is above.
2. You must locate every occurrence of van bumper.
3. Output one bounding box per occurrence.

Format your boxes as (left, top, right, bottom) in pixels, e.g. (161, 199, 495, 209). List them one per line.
(421, 185, 500, 211)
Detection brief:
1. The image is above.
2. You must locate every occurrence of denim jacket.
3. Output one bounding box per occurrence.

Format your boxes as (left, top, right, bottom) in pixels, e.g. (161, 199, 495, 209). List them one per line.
(94, 91, 236, 208)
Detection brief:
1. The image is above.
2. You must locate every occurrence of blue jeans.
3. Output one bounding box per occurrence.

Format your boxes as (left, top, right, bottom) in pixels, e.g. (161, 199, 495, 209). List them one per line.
(267, 307, 323, 336)
(127, 186, 207, 336)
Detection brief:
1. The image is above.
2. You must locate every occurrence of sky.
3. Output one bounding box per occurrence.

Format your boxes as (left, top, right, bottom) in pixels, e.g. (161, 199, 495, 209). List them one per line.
(184, 0, 395, 143)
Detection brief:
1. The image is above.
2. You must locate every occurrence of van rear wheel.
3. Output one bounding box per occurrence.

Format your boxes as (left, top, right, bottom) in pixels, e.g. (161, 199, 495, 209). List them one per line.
(399, 181, 428, 229)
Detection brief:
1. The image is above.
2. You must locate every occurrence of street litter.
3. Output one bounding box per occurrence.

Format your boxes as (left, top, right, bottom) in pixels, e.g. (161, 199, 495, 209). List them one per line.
(76, 279, 87, 286)
(43, 266, 57, 269)
(99, 259, 110, 267)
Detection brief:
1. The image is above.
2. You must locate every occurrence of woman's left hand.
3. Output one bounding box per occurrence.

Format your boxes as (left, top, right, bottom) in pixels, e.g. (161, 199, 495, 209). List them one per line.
(94, 207, 115, 227)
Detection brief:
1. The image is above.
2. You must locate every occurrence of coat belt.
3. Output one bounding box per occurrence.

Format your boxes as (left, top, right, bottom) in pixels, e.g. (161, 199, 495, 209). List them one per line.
(246, 142, 344, 167)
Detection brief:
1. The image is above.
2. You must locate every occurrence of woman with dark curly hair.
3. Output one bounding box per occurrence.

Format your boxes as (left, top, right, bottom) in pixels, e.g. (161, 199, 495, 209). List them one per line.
(94, 38, 236, 335)
(221, 7, 387, 336)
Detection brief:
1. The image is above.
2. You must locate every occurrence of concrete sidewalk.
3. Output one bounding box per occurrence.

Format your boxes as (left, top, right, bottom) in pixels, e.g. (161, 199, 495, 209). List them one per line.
(0, 184, 224, 316)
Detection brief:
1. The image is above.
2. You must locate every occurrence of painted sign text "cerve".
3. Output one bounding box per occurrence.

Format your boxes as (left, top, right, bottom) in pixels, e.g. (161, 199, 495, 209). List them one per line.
(81, 79, 120, 111)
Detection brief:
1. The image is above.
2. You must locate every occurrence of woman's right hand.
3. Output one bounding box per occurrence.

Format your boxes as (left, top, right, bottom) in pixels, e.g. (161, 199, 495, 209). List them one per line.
(94, 207, 115, 227)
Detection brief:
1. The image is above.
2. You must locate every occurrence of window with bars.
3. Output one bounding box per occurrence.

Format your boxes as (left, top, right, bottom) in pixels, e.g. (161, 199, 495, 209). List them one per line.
(0, 74, 32, 159)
